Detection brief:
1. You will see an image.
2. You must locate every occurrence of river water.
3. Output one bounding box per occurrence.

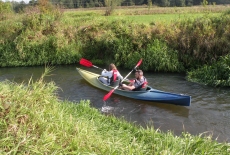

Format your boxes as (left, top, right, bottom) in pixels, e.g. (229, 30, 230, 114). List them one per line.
(1, 65, 230, 143)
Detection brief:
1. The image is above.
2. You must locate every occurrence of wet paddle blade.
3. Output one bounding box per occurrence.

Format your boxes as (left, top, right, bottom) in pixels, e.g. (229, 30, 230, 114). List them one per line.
(103, 89, 115, 101)
(80, 58, 93, 67)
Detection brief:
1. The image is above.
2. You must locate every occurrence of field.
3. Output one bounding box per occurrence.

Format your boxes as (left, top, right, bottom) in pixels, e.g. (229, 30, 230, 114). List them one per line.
(105, 13, 221, 24)
(63, 5, 229, 24)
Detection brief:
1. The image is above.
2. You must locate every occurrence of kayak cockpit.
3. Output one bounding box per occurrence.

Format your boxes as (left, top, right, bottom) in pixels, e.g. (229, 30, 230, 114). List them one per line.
(97, 76, 151, 92)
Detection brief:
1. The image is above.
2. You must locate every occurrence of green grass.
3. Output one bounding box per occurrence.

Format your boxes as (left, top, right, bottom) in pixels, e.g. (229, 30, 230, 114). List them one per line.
(0, 67, 230, 154)
(63, 10, 221, 25)
(105, 13, 221, 24)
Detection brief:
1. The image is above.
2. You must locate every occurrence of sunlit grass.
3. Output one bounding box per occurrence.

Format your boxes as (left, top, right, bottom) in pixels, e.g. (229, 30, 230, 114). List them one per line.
(104, 13, 221, 24)
(63, 8, 222, 25)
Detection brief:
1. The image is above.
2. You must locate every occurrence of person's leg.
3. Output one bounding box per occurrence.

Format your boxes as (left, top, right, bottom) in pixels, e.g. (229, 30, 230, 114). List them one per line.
(99, 77, 109, 85)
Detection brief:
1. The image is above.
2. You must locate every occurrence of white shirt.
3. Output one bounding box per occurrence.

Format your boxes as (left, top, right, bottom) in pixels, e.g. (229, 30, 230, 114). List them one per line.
(100, 70, 123, 85)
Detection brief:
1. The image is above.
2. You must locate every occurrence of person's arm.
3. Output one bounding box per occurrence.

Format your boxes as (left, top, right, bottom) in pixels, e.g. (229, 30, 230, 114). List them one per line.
(101, 69, 106, 76)
(128, 80, 134, 86)
(118, 71, 123, 80)
(101, 70, 112, 78)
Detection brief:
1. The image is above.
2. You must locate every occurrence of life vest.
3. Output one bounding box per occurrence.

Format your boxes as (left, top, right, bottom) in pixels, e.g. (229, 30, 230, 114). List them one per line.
(110, 69, 118, 83)
(133, 77, 147, 91)
(142, 81, 148, 88)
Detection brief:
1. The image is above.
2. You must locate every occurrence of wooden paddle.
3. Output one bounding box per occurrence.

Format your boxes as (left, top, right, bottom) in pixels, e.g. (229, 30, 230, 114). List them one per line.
(103, 59, 143, 101)
(80, 58, 103, 70)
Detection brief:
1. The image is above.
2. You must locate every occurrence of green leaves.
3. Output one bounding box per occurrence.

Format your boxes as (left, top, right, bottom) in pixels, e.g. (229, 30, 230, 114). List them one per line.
(187, 54, 230, 87)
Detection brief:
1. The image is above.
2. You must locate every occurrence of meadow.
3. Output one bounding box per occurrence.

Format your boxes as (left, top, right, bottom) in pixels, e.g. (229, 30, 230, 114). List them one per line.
(64, 5, 226, 24)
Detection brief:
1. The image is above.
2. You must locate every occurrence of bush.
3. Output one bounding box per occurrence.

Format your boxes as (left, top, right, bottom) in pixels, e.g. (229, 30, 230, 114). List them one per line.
(187, 54, 230, 87)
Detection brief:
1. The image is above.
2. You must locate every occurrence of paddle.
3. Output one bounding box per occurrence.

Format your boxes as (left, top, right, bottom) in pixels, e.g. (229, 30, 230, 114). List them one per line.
(103, 59, 142, 101)
(80, 58, 103, 70)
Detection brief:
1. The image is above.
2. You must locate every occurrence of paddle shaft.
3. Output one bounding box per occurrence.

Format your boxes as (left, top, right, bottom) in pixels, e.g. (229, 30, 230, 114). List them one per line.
(112, 67, 139, 90)
(103, 59, 142, 101)
(93, 65, 103, 70)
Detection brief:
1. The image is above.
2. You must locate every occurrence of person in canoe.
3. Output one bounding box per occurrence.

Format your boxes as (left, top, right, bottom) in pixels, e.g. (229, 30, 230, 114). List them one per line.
(99, 63, 123, 86)
(120, 69, 148, 91)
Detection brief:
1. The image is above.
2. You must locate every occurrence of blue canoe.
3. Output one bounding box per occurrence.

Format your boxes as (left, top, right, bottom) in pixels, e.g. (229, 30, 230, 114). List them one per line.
(76, 68, 191, 106)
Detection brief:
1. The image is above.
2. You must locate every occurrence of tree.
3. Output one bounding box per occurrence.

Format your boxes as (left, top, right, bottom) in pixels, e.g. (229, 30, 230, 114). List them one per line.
(104, 0, 123, 16)
(147, 0, 152, 11)
(202, 0, 208, 6)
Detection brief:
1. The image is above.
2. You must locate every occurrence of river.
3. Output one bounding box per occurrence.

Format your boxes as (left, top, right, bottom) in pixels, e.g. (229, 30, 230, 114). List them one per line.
(1, 65, 230, 143)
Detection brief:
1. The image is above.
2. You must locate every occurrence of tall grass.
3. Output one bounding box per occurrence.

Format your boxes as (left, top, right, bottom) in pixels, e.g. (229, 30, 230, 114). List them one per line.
(0, 67, 229, 154)
(0, 4, 81, 67)
(166, 14, 230, 69)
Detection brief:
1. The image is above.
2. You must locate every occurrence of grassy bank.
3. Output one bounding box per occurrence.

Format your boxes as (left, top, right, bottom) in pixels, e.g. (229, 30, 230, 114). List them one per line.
(1, 4, 230, 86)
(0, 69, 230, 154)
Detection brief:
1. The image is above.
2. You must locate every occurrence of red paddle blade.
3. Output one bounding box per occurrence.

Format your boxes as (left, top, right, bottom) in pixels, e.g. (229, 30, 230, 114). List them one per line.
(103, 89, 115, 101)
(80, 58, 93, 67)
(136, 59, 142, 68)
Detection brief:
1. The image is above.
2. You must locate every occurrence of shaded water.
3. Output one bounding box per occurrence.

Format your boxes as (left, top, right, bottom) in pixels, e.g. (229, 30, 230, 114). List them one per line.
(1, 65, 230, 143)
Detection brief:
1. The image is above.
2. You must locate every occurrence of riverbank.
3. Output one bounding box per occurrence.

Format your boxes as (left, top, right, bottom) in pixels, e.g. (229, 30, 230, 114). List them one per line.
(1, 3, 230, 86)
(0, 69, 229, 154)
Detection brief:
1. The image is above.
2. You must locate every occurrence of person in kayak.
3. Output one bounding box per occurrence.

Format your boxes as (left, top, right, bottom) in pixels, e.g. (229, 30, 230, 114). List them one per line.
(120, 69, 147, 91)
(99, 63, 123, 86)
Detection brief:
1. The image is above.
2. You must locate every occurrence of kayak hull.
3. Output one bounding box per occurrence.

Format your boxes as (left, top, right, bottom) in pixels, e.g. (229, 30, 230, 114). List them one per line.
(76, 68, 191, 106)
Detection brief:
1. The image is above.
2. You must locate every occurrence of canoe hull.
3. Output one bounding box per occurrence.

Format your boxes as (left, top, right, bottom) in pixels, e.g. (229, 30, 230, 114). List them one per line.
(76, 68, 191, 106)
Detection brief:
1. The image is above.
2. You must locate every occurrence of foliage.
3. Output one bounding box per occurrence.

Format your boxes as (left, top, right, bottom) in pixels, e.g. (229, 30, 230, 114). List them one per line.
(0, 2, 81, 67)
(157, 14, 230, 69)
(78, 19, 183, 72)
(140, 40, 184, 72)
(202, 0, 209, 6)
(0, 1, 13, 20)
(104, 0, 124, 16)
(0, 1, 12, 14)
(187, 54, 230, 87)
(147, 0, 152, 12)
